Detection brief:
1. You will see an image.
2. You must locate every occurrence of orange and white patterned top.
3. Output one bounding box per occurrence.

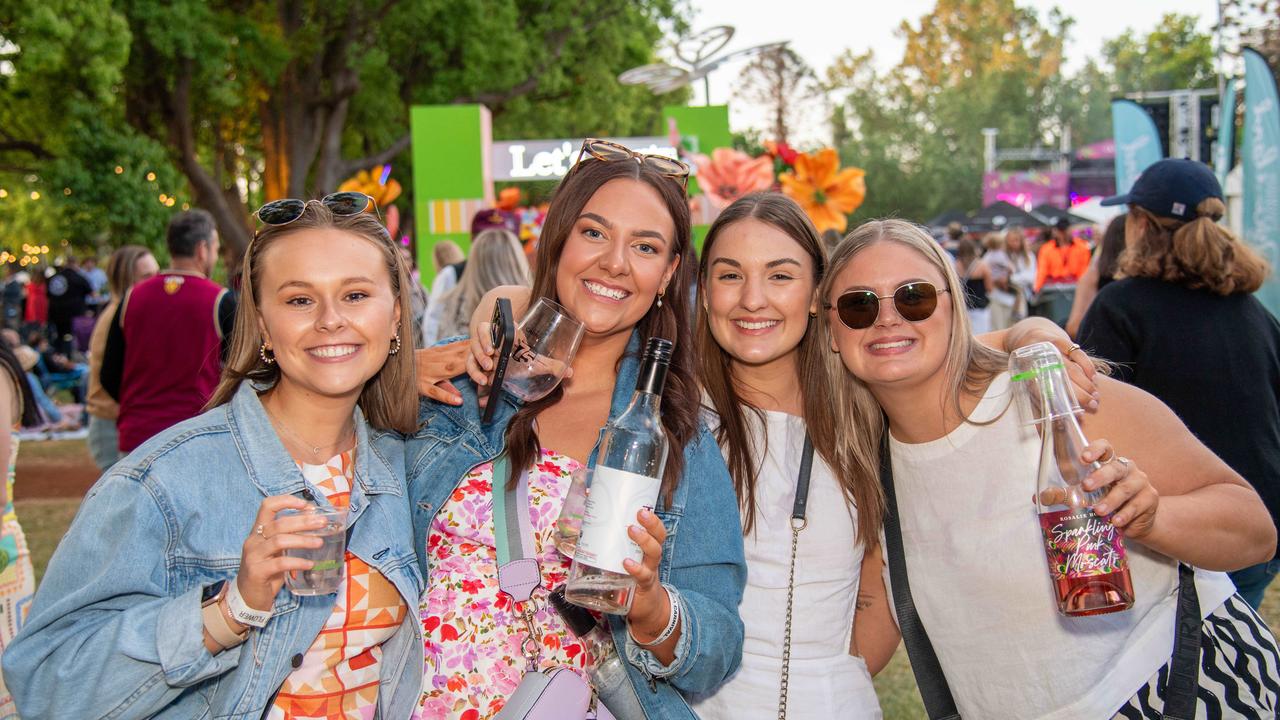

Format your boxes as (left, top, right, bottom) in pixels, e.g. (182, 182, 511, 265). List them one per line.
(267, 451, 409, 720)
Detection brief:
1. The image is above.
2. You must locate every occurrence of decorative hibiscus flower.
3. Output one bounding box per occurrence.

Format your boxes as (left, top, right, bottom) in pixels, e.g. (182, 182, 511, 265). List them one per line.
(764, 140, 799, 168)
(779, 149, 866, 234)
(693, 148, 775, 210)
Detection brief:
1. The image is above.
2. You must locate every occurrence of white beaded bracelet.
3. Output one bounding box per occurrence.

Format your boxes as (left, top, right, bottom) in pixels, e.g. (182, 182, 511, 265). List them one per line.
(628, 584, 681, 648)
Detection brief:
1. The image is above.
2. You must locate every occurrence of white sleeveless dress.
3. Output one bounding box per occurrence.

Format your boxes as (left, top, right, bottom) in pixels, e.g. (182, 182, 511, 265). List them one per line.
(886, 372, 1238, 719)
(692, 409, 881, 719)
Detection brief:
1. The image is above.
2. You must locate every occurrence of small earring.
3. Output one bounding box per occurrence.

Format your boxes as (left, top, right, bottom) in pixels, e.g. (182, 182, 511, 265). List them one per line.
(389, 332, 402, 356)
(808, 310, 817, 319)
(260, 343, 276, 365)
(656, 291, 665, 309)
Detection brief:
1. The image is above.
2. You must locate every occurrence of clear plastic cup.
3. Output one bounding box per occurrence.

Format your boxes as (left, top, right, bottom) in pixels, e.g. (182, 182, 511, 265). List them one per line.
(278, 505, 348, 595)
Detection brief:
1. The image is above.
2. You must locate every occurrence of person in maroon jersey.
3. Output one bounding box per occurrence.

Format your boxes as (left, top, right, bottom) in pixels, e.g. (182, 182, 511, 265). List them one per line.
(100, 209, 237, 453)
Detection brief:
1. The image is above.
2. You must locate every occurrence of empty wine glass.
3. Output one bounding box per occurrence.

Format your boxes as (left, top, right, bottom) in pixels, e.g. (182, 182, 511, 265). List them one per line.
(502, 298, 585, 402)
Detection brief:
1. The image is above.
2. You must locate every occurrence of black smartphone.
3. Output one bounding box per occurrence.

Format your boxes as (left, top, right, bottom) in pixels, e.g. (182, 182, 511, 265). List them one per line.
(482, 298, 515, 424)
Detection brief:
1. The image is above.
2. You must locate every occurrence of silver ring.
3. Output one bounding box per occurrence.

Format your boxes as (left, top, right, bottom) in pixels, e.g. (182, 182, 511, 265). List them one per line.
(1114, 456, 1131, 467)
(1066, 343, 1082, 356)
(255, 524, 266, 539)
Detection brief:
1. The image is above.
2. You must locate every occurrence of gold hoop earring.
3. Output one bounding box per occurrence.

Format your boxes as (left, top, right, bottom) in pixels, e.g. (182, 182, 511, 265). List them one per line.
(260, 343, 276, 365)
(389, 332, 402, 356)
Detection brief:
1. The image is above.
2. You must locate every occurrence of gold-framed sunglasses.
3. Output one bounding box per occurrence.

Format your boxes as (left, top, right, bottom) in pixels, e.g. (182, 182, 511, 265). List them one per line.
(253, 191, 380, 227)
(577, 138, 690, 191)
(826, 281, 951, 330)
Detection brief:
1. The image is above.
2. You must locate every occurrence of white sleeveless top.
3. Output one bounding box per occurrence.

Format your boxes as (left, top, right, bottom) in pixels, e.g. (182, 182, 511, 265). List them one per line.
(692, 408, 881, 719)
(887, 372, 1236, 720)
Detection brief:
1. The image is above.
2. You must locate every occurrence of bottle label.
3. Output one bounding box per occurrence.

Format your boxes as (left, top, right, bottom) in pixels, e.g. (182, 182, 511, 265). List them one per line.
(575, 466, 661, 574)
(1039, 508, 1129, 579)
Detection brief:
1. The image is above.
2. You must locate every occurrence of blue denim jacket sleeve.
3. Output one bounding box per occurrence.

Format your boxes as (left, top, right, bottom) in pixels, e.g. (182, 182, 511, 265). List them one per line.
(622, 426, 747, 693)
(2, 473, 242, 718)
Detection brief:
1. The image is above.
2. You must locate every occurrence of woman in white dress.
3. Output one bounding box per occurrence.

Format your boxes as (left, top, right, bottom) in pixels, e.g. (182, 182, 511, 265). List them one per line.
(685, 194, 1088, 719)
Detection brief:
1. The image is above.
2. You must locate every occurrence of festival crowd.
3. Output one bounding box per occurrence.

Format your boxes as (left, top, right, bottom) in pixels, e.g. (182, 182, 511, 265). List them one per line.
(0, 145, 1274, 720)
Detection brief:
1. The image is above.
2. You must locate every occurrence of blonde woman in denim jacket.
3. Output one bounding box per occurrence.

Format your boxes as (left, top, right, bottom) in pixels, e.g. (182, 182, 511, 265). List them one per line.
(4, 198, 424, 719)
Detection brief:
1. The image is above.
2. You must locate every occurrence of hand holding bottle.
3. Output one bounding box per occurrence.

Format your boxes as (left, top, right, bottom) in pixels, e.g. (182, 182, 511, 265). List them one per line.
(622, 508, 669, 630)
(1077, 439, 1160, 538)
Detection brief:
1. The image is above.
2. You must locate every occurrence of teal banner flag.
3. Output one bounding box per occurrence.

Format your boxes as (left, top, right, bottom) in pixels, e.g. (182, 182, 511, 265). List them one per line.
(1243, 48, 1280, 317)
(1216, 78, 1237, 187)
(1112, 99, 1163, 196)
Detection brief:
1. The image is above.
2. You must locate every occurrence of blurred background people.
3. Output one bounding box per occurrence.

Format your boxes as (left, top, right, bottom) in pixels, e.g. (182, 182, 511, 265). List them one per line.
(45, 256, 92, 356)
(101, 209, 235, 454)
(955, 238, 992, 333)
(85, 246, 158, 471)
(424, 229, 530, 344)
(1066, 214, 1127, 338)
(1031, 217, 1090, 326)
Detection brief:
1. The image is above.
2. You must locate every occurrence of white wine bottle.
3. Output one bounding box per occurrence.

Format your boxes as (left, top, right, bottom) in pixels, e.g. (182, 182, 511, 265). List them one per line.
(565, 337, 673, 614)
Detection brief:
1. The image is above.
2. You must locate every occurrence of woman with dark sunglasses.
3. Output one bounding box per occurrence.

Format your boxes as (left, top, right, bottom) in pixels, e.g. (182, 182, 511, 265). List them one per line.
(451, 193, 1086, 719)
(818, 218, 1277, 718)
(405, 141, 744, 719)
(4, 195, 427, 719)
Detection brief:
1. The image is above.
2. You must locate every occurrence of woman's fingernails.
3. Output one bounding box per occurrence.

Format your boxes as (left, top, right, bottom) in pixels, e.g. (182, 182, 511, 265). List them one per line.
(639, 509, 653, 521)
(1094, 503, 1109, 515)
(629, 525, 643, 537)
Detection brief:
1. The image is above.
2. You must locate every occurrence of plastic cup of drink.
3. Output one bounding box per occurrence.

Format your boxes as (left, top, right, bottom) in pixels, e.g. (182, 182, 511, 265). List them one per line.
(553, 467, 590, 558)
(278, 505, 348, 595)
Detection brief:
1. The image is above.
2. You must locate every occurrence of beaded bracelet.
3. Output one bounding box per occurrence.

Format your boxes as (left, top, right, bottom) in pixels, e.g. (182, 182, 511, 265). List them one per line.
(628, 584, 681, 648)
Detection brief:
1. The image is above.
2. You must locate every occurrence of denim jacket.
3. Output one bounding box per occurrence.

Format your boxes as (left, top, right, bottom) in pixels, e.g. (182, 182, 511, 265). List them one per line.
(3, 383, 424, 720)
(405, 332, 747, 719)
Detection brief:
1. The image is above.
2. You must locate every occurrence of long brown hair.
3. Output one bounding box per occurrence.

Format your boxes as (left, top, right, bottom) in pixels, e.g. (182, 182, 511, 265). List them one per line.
(1119, 198, 1270, 295)
(106, 245, 154, 298)
(697, 192, 882, 544)
(206, 202, 417, 433)
(503, 156, 698, 498)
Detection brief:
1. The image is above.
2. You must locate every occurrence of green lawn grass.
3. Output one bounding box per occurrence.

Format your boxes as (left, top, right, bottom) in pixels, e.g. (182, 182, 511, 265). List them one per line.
(11, 498, 1280, 717)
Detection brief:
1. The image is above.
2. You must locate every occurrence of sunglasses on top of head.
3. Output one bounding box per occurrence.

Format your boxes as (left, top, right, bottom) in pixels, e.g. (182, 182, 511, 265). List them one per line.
(575, 138, 690, 191)
(253, 192, 380, 228)
(825, 281, 950, 330)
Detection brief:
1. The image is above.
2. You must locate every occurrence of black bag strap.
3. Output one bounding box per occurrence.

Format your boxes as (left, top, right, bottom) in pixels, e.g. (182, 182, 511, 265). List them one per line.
(880, 426, 1203, 720)
(878, 430, 961, 720)
(1163, 563, 1202, 720)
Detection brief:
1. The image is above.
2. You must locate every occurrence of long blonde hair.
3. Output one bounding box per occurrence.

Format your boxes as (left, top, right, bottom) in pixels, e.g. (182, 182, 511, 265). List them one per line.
(818, 220, 1008, 445)
(1119, 198, 1270, 295)
(206, 202, 417, 433)
(436, 229, 530, 340)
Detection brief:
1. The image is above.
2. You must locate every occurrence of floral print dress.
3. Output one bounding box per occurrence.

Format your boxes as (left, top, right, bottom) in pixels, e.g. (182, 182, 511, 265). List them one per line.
(414, 449, 596, 720)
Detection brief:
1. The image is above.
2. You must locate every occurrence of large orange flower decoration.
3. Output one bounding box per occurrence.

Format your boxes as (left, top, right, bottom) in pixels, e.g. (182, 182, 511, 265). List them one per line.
(694, 148, 775, 210)
(338, 164, 402, 208)
(779, 149, 866, 234)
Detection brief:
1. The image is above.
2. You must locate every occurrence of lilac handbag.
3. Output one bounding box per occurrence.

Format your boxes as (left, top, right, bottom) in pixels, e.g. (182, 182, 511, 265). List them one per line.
(491, 457, 616, 720)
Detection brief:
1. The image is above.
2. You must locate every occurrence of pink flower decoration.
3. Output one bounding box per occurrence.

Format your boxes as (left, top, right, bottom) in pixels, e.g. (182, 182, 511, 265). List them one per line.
(694, 148, 775, 210)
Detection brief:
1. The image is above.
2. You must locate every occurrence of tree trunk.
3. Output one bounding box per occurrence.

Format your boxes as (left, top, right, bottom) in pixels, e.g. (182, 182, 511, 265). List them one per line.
(167, 59, 252, 265)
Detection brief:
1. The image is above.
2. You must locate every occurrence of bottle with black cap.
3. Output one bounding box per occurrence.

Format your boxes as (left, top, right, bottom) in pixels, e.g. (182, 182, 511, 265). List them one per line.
(549, 586, 646, 719)
(565, 337, 673, 614)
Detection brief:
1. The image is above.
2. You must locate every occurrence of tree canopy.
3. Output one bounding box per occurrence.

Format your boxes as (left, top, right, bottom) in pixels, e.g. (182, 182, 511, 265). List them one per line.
(1, 0, 687, 260)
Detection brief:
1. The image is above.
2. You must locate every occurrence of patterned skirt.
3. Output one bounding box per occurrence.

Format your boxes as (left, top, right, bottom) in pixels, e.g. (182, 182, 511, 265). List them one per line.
(0, 517, 35, 720)
(1115, 594, 1279, 719)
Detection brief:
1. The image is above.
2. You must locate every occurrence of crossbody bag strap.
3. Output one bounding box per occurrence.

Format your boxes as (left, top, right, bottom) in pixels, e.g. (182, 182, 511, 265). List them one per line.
(777, 433, 814, 720)
(879, 429, 961, 720)
(1162, 563, 1202, 720)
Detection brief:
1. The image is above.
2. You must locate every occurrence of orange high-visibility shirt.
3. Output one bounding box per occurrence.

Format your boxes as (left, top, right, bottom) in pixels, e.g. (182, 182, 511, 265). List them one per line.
(1034, 239, 1091, 292)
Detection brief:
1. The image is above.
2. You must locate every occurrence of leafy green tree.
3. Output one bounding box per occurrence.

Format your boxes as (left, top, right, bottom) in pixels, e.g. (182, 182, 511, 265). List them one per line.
(1103, 13, 1217, 93)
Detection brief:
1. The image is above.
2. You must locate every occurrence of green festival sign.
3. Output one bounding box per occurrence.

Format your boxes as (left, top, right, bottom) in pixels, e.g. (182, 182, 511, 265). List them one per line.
(409, 104, 732, 284)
